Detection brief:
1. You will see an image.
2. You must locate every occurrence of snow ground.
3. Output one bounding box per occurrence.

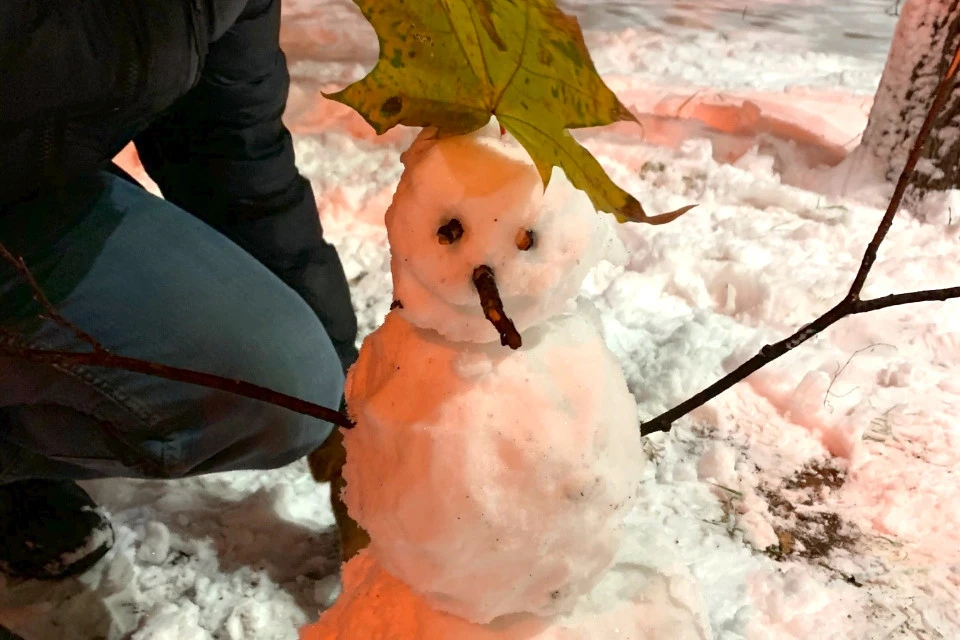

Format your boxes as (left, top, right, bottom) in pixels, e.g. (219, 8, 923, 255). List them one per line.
(3, 1, 959, 638)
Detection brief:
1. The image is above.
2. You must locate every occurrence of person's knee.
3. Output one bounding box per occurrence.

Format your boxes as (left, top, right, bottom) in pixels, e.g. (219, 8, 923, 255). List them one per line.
(3, 175, 350, 481)
(253, 303, 345, 409)
(282, 327, 346, 454)
(157, 291, 347, 478)
(231, 302, 345, 470)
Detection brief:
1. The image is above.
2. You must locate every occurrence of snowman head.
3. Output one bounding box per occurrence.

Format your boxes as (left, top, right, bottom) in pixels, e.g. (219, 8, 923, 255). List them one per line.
(386, 120, 623, 345)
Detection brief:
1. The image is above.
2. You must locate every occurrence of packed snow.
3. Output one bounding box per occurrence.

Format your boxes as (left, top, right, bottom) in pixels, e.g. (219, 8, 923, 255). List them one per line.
(336, 309, 643, 624)
(4, 1, 960, 639)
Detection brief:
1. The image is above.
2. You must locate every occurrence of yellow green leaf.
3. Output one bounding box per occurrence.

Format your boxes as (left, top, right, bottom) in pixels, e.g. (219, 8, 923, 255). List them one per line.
(328, 0, 695, 223)
(501, 115, 695, 224)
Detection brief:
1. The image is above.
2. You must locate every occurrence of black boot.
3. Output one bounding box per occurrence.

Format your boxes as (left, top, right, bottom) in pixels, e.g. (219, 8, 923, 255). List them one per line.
(0, 625, 26, 640)
(0, 480, 113, 580)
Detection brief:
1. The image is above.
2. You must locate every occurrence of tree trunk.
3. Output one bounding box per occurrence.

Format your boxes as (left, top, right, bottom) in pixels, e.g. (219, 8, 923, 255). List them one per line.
(859, 0, 960, 198)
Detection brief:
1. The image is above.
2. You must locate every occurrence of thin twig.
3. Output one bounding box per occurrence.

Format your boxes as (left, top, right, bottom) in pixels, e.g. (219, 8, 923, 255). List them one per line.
(852, 286, 960, 313)
(0, 243, 353, 429)
(641, 41, 960, 436)
(849, 46, 960, 299)
(1, 343, 351, 428)
(473, 264, 522, 349)
(823, 343, 897, 409)
(0, 242, 104, 352)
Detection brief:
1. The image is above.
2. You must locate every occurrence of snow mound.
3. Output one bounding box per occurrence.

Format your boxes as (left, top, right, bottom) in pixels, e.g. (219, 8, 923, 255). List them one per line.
(340, 311, 643, 623)
(299, 548, 712, 640)
(387, 121, 625, 344)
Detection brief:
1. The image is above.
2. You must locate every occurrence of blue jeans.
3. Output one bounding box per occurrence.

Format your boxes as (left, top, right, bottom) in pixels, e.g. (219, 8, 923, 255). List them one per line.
(0, 172, 344, 483)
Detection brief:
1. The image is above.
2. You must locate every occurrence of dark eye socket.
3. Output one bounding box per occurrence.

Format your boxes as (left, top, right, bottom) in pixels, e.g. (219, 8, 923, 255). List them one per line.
(437, 218, 464, 245)
(516, 228, 535, 251)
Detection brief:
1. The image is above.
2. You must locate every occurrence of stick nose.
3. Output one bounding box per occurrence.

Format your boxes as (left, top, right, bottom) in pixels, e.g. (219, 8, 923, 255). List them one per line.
(472, 265, 522, 349)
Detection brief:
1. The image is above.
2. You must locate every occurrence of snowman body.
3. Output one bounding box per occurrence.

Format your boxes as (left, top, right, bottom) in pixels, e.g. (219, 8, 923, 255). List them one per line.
(342, 309, 642, 623)
(303, 121, 652, 636)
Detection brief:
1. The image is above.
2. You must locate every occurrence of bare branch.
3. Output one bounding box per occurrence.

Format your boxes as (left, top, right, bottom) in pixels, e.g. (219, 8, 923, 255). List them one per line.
(849, 42, 960, 299)
(640, 41, 960, 436)
(853, 286, 960, 313)
(641, 303, 848, 435)
(0, 343, 352, 428)
(0, 242, 353, 430)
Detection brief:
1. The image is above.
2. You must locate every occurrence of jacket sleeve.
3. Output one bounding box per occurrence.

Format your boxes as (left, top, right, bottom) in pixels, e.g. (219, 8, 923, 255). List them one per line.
(0, 0, 246, 204)
(0, 0, 250, 124)
(133, 0, 359, 372)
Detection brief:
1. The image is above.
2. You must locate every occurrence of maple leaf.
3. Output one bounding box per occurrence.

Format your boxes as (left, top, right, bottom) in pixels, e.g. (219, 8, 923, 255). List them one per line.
(327, 0, 695, 224)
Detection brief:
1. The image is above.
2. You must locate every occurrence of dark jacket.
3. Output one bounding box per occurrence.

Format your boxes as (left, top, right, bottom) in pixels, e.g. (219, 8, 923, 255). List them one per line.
(0, 0, 359, 370)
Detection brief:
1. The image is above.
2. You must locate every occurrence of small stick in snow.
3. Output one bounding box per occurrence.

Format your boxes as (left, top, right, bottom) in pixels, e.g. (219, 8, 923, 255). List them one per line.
(822, 343, 897, 410)
(472, 265, 522, 349)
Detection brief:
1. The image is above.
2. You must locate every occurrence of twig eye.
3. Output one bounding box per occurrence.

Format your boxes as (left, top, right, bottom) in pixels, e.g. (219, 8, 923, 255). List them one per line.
(437, 218, 464, 245)
(516, 228, 535, 251)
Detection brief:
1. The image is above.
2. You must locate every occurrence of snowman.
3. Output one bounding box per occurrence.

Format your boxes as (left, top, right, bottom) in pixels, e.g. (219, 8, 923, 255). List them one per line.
(301, 120, 709, 638)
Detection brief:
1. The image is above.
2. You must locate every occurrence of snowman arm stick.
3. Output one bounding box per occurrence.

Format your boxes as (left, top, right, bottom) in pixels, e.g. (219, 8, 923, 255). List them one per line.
(0, 242, 354, 430)
(641, 42, 960, 436)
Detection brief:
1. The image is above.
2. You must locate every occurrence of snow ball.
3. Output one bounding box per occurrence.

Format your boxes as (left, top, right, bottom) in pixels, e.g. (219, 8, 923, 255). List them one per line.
(386, 120, 624, 343)
(341, 311, 643, 623)
(137, 522, 172, 566)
